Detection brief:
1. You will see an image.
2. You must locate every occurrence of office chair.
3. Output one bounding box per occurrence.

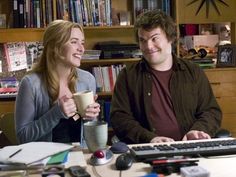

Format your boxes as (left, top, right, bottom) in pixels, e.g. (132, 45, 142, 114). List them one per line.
(0, 112, 18, 145)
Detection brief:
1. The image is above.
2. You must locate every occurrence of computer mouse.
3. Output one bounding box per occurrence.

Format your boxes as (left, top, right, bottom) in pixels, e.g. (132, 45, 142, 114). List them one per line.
(115, 153, 133, 170)
(214, 129, 231, 138)
(110, 141, 129, 154)
(90, 149, 113, 166)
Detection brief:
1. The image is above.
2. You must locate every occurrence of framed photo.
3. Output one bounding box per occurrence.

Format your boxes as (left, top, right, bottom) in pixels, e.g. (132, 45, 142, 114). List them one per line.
(217, 44, 236, 67)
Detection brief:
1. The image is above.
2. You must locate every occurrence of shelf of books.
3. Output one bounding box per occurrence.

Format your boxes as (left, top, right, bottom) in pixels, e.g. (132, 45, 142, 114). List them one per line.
(82, 58, 140, 93)
(0, 0, 173, 29)
(133, 0, 173, 20)
(0, 26, 134, 41)
(8, 0, 114, 28)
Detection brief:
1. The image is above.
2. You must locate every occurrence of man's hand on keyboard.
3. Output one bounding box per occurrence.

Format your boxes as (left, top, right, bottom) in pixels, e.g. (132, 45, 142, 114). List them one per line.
(182, 130, 211, 141)
(150, 136, 174, 143)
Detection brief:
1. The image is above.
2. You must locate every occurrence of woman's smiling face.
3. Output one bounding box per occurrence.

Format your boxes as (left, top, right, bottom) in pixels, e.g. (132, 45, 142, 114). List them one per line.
(60, 27, 85, 68)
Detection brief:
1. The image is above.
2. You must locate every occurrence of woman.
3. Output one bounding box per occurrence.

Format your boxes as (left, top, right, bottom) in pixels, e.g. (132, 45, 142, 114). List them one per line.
(15, 20, 100, 145)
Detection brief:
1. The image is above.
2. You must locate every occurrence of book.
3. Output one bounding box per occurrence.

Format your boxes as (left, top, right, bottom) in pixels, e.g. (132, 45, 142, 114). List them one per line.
(104, 101, 111, 127)
(34, 0, 41, 28)
(99, 0, 106, 26)
(24, 0, 31, 28)
(18, 0, 25, 27)
(82, 50, 101, 59)
(0, 43, 7, 73)
(92, 66, 104, 92)
(197, 63, 215, 69)
(97, 99, 105, 121)
(105, 0, 112, 26)
(108, 66, 114, 91)
(0, 77, 19, 94)
(25, 41, 44, 68)
(12, 0, 19, 28)
(134, 0, 143, 19)
(101, 66, 111, 92)
(4, 42, 28, 72)
(0, 14, 6, 28)
(148, 0, 158, 10)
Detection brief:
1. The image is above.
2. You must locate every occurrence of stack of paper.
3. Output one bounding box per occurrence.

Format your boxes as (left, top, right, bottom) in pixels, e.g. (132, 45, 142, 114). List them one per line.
(0, 142, 74, 165)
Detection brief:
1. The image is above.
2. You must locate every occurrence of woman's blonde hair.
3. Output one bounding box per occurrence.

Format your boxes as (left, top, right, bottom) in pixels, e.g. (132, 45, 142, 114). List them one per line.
(31, 20, 84, 104)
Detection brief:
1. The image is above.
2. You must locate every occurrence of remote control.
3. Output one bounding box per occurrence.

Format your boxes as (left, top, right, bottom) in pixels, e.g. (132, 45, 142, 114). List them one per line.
(69, 166, 90, 177)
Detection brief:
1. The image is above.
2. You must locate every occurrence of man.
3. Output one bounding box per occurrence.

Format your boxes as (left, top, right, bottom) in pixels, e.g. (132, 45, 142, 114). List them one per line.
(110, 10, 222, 144)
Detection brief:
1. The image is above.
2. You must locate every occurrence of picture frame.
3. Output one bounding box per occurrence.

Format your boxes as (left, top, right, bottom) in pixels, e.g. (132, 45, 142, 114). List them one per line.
(217, 44, 236, 67)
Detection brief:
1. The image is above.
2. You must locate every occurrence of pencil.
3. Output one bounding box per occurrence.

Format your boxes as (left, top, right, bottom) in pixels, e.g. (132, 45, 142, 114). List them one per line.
(9, 149, 22, 158)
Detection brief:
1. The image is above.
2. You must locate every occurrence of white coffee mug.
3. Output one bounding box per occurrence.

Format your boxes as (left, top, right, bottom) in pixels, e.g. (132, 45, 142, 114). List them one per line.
(83, 121, 108, 152)
(73, 90, 94, 117)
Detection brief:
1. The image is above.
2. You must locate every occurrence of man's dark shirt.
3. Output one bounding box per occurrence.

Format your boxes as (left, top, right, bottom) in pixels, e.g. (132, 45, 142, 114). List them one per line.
(150, 68, 182, 140)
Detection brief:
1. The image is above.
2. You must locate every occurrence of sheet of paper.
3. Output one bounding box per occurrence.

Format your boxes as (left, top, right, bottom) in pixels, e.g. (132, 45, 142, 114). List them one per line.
(64, 151, 87, 168)
(0, 142, 73, 165)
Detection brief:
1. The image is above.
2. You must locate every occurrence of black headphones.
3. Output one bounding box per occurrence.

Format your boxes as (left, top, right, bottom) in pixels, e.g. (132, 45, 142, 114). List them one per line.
(187, 48, 207, 58)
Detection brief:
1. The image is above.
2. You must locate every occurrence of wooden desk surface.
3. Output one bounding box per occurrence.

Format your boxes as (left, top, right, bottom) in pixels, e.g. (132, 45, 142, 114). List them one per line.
(2, 141, 236, 177)
(82, 153, 236, 177)
(84, 139, 236, 177)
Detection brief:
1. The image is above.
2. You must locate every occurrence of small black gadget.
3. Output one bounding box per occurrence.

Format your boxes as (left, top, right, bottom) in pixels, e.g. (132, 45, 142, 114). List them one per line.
(69, 166, 90, 177)
(42, 165, 65, 177)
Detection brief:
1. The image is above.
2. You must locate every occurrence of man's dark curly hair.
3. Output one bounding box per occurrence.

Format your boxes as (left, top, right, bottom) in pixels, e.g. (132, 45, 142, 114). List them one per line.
(134, 10, 177, 43)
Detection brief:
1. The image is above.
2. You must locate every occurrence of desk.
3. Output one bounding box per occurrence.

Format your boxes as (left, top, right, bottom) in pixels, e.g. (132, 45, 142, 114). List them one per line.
(3, 143, 236, 177)
(82, 153, 236, 177)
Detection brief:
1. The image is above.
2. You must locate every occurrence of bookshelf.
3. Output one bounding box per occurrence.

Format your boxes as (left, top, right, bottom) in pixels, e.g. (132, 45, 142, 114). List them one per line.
(176, 0, 236, 49)
(1, 0, 236, 137)
(175, 0, 236, 137)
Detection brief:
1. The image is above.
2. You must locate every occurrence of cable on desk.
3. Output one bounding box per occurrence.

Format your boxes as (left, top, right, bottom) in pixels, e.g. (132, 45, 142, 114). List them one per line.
(119, 170, 122, 177)
(91, 165, 123, 177)
(92, 166, 102, 177)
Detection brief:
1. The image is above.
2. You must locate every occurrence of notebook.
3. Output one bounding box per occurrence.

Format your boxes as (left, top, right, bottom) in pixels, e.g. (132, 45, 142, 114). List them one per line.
(0, 142, 74, 165)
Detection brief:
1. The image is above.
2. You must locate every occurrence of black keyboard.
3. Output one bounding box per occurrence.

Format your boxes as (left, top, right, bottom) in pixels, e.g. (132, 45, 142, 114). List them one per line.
(130, 138, 236, 161)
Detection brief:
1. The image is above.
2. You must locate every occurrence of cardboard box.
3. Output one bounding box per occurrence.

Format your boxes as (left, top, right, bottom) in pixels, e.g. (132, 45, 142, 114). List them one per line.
(180, 166, 210, 177)
(184, 34, 219, 50)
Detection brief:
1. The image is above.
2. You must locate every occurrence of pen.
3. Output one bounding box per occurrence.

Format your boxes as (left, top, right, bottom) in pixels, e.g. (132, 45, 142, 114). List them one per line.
(9, 149, 22, 158)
